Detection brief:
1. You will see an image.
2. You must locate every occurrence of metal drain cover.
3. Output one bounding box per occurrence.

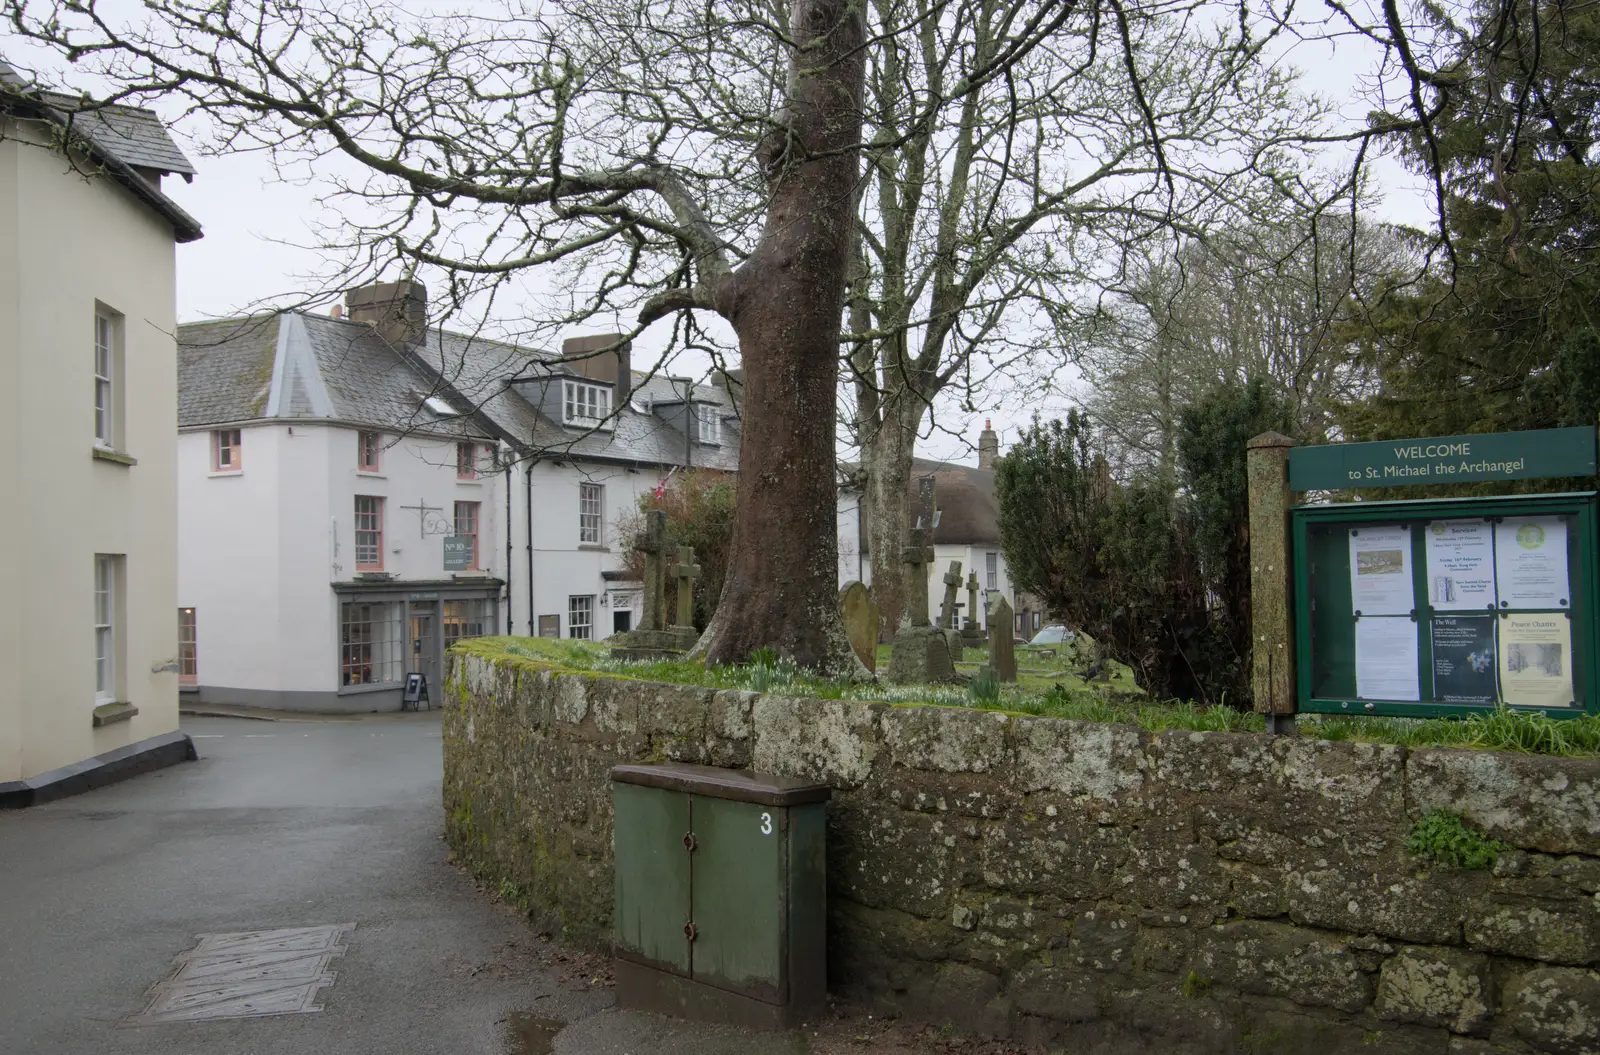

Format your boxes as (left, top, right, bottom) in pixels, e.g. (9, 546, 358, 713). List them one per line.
(127, 924, 353, 1024)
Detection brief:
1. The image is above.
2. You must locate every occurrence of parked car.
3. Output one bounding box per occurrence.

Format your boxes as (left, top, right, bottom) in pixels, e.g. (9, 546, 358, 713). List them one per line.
(1026, 624, 1073, 647)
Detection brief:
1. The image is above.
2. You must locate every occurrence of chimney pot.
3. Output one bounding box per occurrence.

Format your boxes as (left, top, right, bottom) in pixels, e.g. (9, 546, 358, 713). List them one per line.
(330, 304, 343, 319)
(978, 419, 1000, 470)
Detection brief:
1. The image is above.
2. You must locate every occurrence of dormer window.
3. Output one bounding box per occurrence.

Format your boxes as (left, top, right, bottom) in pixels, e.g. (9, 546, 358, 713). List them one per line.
(696, 405, 721, 445)
(564, 380, 611, 427)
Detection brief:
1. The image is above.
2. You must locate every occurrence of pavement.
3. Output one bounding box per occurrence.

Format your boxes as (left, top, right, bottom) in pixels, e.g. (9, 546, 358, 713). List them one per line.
(0, 714, 835, 1055)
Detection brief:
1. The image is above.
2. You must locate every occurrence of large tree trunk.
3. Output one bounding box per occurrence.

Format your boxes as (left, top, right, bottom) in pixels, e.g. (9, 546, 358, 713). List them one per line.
(692, 0, 867, 671)
(861, 401, 920, 639)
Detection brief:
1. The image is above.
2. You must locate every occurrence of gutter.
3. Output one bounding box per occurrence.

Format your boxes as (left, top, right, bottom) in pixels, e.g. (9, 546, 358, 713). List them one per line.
(525, 458, 537, 636)
(504, 453, 514, 635)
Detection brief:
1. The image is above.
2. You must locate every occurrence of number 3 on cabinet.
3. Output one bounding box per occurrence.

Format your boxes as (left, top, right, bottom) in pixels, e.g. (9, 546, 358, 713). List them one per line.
(760, 812, 773, 835)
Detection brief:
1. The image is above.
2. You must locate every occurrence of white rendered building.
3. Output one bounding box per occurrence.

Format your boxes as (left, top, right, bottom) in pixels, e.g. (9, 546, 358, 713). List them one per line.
(0, 64, 202, 802)
(178, 283, 739, 711)
(837, 437, 1023, 635)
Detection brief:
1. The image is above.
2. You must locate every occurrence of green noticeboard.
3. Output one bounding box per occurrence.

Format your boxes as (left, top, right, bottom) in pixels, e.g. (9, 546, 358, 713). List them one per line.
(1288, 426, 1597, 491)
(442, 535, 474, 571)
(1292, 491, 1599, 719)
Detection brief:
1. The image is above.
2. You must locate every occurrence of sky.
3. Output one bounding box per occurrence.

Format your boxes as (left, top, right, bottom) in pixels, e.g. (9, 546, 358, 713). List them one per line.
(3, 2, 1436, 465)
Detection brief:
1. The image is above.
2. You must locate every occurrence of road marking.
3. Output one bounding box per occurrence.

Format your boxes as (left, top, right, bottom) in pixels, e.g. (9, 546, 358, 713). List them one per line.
(125, 924, 353, 1025)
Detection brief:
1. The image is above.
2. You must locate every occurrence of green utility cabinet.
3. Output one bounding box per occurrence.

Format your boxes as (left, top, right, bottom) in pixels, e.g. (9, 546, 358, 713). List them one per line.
(610, 762, 831, 1029)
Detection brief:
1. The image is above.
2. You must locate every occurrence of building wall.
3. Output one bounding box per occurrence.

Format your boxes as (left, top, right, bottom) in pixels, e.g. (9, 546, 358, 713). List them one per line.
(511, 459, 660, 639)
(835, 490, 1017, 631)
(1, 119, 181, 780)
(0, 132, 22, 782)
(177, 421, 505, 708)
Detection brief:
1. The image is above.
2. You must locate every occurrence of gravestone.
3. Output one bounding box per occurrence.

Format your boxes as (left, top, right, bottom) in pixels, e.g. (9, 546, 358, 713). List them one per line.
(634, 510, 672, 633)
(887, 527, 958, 684)
(988, 594, 1016, 682)
(901, 527, 935, 628)
(938, 561, 964, 630)
(612, 513, 695, 658)
(670, 545, 701, 632)
(961, 573, 987, 650)
(839, 581, 878, 673)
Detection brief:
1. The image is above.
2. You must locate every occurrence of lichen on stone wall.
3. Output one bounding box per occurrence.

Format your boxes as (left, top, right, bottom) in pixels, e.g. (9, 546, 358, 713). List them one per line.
(443, 641, 1600, 1054)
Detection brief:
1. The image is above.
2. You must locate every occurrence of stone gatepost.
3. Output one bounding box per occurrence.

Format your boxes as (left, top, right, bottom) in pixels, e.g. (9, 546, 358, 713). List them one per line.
(1247, 431, 1297, 734)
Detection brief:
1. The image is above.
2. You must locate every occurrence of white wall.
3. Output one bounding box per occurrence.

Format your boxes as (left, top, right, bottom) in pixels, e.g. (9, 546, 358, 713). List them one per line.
(834, 489, 1016, 631)
(178, 422, 505, 698)
(509, 459, 667, 639)
(1, 120, 182, 780)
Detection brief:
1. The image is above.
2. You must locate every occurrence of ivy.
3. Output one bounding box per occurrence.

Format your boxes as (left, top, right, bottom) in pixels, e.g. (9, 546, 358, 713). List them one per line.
(1405, 809, 1509, 870)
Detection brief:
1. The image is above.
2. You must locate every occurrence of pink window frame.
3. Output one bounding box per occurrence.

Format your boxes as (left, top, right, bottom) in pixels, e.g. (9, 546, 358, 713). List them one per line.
(456, 441, 476, 479)
(455, 500, 480, 569)
(212, 428, 242, 472)
(358, 431, 381, 472)
(355, 496, 384, 570)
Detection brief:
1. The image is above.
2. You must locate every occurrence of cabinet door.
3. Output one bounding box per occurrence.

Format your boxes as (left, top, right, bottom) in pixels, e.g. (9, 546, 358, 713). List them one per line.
(612, 782, 691, 974)
(689, 796, 785, 1001)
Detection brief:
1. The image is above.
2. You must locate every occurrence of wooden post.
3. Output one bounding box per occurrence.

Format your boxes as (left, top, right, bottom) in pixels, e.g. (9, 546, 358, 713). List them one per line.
(1247, 431, 1297, 733)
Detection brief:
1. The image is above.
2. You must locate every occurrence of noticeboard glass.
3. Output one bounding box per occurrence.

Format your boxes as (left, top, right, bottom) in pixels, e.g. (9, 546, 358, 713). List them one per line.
(1293, 492, 1598, 718)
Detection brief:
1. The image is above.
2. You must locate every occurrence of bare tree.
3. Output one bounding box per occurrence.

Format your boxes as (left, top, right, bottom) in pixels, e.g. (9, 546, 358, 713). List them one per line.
(842, 0, 1328, 633)
(1075, 213, 1413, 469)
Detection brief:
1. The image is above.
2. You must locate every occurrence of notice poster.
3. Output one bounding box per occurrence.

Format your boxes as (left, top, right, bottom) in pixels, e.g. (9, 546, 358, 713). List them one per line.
(1430, 615, 1498, 704)
(1498, 614, 1576, 708)
(1494, 516, 1570, 608)
(1425, 520, 1497, 610)
(1349, 525, 1414, 615)
(1355, 616, 1420, 701)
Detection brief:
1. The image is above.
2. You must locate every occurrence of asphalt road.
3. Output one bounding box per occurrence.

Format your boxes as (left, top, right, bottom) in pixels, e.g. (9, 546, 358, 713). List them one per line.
(0, 715, 811, 1055)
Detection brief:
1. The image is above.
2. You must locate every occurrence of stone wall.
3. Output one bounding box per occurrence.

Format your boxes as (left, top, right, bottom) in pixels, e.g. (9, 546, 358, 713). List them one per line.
(442, 645, 1600, 1054)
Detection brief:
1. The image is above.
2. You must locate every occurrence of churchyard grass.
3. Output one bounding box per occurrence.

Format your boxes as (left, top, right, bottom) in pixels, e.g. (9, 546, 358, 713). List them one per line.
(479, 637, 1600, 756)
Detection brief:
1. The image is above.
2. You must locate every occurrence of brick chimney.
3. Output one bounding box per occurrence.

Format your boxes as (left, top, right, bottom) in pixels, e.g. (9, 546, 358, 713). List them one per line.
(346, 280, 427, 346)
(561, 333, 632, 406)
(978, 419, 999, 469)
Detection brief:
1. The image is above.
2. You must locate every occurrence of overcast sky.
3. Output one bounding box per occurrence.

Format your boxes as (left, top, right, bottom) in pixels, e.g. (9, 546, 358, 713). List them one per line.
(5, 6, 1432, 464)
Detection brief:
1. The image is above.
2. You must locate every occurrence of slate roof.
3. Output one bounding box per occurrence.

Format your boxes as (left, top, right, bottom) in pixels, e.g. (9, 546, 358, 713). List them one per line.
(178, 309, 742, 471)
(0, 60, 202, 241)
(35, 91, 197, 176)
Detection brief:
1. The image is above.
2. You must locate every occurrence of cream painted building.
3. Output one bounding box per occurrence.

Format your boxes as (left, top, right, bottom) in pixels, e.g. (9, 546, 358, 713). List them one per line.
(0, 64, 202, 804)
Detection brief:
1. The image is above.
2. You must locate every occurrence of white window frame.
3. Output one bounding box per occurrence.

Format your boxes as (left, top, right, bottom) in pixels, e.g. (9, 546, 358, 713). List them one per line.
(93, 310, 121, 449)
(563, 380, 611, 427)
(986, 551, 998, 591)
(94, 555, 121, 703)
(696, 404, 721, 445)
(568, 595, 594, 639)
(579, 482, 603, 545)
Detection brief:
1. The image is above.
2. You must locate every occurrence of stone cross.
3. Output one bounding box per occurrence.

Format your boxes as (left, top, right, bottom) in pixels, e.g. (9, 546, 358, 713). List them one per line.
(988, 594, 1016, 682)
(634, 510, 672, 632)
(965, 572, 981, 630)
(939, 560, 964, 629)
(900, 527, 935, 628)
(671, 545, 701, 630)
